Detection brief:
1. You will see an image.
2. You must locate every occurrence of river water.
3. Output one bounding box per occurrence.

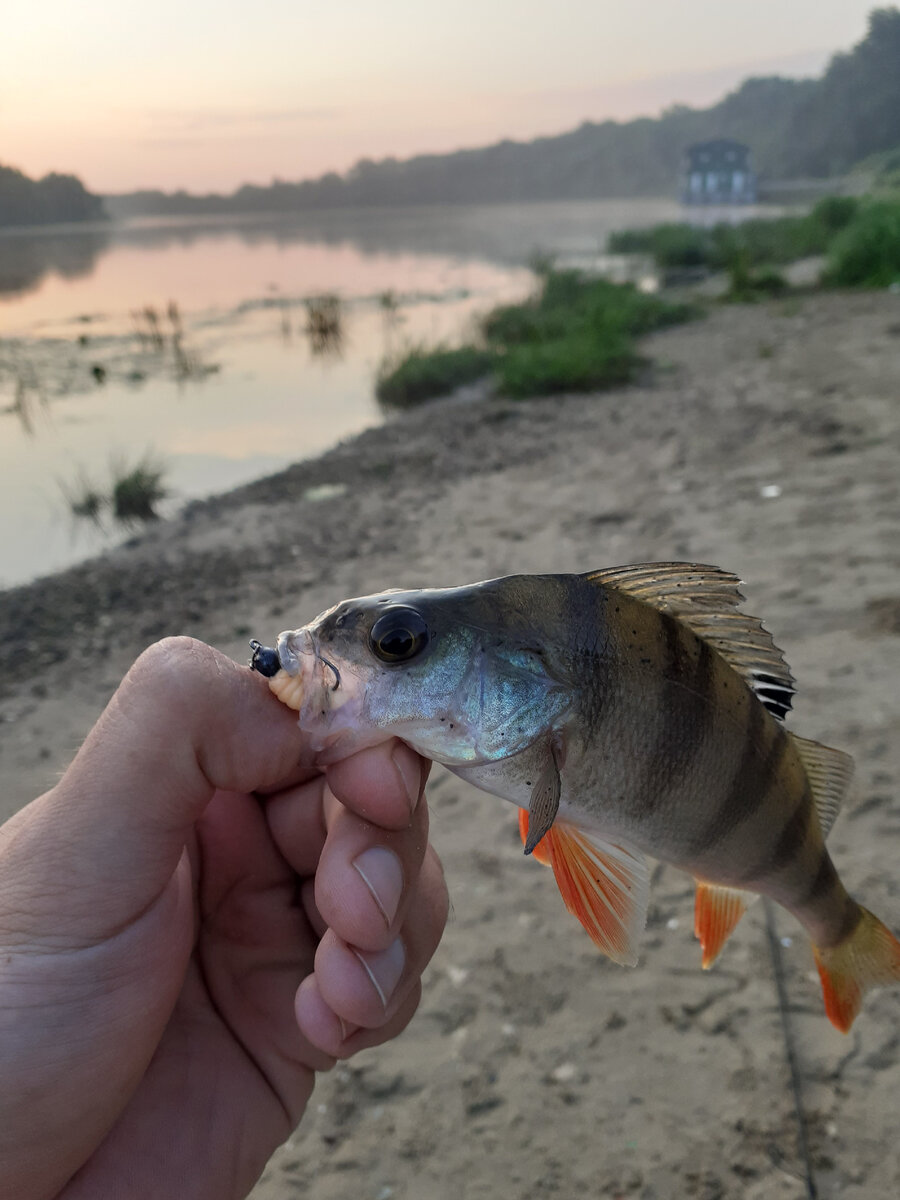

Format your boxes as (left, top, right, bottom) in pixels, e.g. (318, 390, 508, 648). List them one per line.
(0, 198, 783, 587)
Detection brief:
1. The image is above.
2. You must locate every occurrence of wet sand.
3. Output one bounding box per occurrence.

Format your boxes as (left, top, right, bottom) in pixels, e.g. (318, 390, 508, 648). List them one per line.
(2, 291, 899, 1199)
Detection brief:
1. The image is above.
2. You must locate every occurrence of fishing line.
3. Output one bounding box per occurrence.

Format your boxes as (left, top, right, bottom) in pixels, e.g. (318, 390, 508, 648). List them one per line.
(764, 899, 818, 1200)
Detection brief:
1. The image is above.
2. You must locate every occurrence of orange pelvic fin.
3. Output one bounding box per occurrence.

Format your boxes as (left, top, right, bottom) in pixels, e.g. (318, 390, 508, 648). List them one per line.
(538, 820, 649, 966)
(694, 882, 756, 968)
(813, 906, 900, 1033)
(518, 808, 552, 865)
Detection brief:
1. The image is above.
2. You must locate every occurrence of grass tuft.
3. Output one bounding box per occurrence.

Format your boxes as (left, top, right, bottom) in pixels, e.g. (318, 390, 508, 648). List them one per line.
(724, 255, 790, 303)
(111, 455, 167, 522)
(61, 471, 105, 523)
(608, 196, 863, 274)
(497, 330, 637, 398)
(375, 270, 695, 405)
(376, 345, 495, 408)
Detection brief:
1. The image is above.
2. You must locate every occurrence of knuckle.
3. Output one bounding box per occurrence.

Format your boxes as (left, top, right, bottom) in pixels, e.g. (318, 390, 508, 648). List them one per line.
(125, 636, 221, 714)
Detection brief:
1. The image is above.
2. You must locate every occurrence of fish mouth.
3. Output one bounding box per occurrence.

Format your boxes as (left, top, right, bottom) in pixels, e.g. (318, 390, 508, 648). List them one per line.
(276, 628, 341, 691)
(275, 626, 315, 675)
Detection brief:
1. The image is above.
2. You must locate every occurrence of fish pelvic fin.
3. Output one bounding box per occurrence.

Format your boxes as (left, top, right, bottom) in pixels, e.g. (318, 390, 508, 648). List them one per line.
(789, 733, 855, 839)
(813, 906, 900, 1033)
(519, 808, 552, 865)
(541, 821, 650, 967)
(694, 882, 757, 968)
(523, 738, 562, 855)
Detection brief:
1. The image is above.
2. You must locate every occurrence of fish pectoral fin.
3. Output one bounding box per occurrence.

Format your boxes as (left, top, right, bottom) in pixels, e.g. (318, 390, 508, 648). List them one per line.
(693, 881, 757, 968)
(544, 821, 649, 967)
(523, 738, 562, 856)
(789, 733, 855, 839)
(519, 808, 552, 865)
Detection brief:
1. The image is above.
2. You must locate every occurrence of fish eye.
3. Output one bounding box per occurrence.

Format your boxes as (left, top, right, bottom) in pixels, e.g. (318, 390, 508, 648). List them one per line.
(369, 607, 429, 664)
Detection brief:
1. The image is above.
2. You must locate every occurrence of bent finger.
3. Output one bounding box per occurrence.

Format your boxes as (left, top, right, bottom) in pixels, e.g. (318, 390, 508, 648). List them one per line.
(310, 845, 448, 1030)
(325, 740, 430, 831)
(314, 785, 430, 953)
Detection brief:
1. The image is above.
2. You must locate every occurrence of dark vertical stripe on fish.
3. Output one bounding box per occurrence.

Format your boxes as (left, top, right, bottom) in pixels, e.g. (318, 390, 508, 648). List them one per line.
(800, 851, 841, 907)
(731, 732, 805, 884)
(631, 617, 717, 817)
(830, 897, 864, 947)
(688, 694, 770, 853)
(794, 849, 863, 948)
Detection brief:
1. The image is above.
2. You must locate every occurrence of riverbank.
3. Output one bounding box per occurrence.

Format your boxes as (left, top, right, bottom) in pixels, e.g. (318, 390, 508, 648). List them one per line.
(2, 291, 899, 1199)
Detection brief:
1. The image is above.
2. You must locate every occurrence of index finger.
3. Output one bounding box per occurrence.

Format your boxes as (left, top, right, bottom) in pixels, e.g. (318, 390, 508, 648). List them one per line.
(16, 637, 314, 932)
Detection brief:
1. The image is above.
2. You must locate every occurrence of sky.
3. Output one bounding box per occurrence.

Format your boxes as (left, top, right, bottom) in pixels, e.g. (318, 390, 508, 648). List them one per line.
(1, 1, 881, 194)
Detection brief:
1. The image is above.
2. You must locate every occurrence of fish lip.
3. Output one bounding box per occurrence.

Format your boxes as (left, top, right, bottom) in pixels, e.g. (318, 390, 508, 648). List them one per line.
(275, 627, 342, 692)
(275, 627, 314, 675)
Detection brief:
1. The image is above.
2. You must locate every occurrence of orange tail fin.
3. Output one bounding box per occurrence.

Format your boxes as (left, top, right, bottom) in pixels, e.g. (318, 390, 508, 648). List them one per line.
(813, 907, 900, 1032)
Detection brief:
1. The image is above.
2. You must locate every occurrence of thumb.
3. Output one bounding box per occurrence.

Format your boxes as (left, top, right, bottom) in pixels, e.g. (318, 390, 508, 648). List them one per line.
(1, 637, 312, 943)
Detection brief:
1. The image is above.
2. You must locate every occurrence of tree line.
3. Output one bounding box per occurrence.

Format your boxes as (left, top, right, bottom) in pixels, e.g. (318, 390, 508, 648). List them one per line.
(6, 7, 900, 226)
(0, 165, 107, 228)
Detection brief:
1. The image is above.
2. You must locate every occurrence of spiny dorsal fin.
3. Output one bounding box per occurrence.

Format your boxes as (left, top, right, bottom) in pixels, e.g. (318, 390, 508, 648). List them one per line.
(584, 562, 795, 722)
(790, 733, 855, 838)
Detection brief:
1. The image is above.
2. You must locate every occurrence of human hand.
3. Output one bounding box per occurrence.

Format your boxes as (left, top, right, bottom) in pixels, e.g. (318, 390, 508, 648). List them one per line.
(0, 637, 448, 1200)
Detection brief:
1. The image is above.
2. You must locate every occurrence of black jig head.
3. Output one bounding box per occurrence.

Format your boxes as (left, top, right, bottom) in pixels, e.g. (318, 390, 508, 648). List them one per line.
(249, 639, 281, 678)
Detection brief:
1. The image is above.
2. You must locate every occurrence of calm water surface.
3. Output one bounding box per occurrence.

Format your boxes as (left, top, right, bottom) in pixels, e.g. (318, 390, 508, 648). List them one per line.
(0, 199, 784, 587)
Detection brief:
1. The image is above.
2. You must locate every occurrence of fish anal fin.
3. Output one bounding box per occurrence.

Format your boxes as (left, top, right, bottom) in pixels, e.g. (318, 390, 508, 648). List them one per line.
(694, 882, 756, 968)
(813, 906, 900, 1033)
(790, 733, 855, 839)
(584, 563, 795, 722)
(544, 821, 649, 967)
(519, 808, 551, 865)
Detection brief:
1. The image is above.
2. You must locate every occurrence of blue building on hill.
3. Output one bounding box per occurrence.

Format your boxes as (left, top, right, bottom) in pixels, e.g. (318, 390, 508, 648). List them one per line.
(683, 140, 756, 205)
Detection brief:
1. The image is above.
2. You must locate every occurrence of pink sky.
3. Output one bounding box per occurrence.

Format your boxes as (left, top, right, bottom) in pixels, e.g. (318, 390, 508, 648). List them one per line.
(2, 1, 877, 193)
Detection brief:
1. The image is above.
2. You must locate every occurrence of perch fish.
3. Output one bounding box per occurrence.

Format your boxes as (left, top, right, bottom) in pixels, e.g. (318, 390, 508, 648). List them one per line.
(250, 564, 900, 1031)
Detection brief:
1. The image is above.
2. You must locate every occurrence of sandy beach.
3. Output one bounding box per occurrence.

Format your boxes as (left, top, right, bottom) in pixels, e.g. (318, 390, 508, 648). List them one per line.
(2, 290, 899, 1199)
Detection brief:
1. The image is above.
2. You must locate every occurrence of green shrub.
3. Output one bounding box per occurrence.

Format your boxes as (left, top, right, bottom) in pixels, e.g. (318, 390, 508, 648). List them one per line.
(376, 345, 495, 407)
(724, 254, 790, 302)
(608, 203, 863, 275)
(823, 201, 900, 287)
(377, 271, 694, 405)
(608, 223, 711, 268)
(809, 195, 860, 233)
(497, 329, 637, 398)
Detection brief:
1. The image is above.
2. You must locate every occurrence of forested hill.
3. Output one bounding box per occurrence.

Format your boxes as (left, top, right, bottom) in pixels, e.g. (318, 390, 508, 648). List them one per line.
(107, 8, 900, 218)
(0, 165, 107, 228)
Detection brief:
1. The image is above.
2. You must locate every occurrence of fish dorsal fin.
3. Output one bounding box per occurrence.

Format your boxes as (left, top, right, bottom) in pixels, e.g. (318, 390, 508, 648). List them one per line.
(537, 820, 649, 966)
(584, 562, 796, 722)
(790, 733, 855, 838)
(694, 881, 758, 968)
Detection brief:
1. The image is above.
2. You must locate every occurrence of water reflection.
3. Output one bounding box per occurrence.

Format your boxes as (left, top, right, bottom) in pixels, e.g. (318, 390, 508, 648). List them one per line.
(0, 227, 111, 298)
(0, 199, 697, 305)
